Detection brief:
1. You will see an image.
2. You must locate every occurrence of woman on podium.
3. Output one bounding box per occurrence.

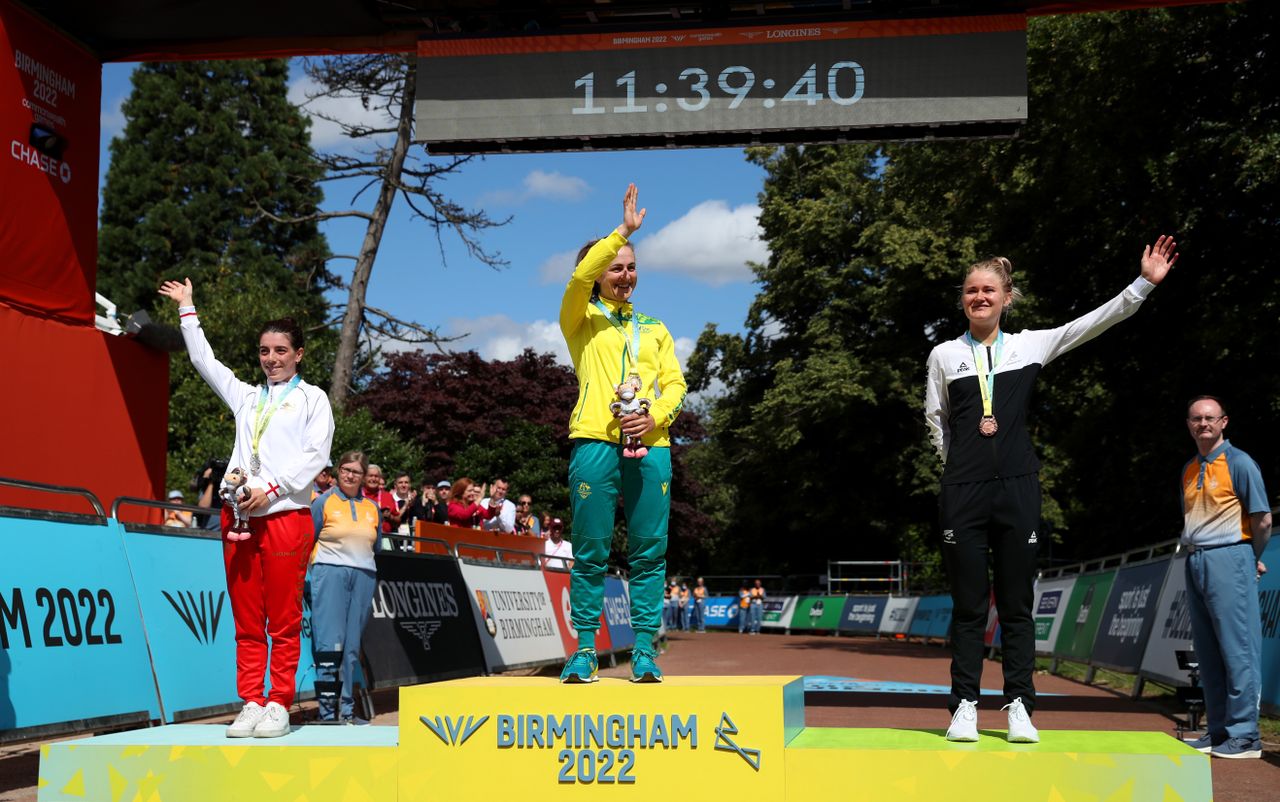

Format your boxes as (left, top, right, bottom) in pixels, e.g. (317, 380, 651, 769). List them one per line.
(557, 184, 687, 684)
(924, 237, 1178, 743)
(161, 278, 334, 738)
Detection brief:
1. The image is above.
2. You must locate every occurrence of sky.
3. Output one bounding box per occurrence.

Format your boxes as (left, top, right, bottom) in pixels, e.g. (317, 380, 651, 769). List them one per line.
(98, 61, 771, 377)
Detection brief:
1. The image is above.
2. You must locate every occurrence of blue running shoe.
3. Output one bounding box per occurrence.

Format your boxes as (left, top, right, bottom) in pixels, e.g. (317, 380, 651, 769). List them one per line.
(1210, 737, 1262, 759)
(1183, 733, 1218, 754)
(560, 648, 598, 684)
(630, 647, 663, 683)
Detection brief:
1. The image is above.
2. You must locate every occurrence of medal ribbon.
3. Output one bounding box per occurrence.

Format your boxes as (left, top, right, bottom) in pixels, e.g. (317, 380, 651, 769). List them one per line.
(592, 299, 641, 375)
(965, 331, 1003, 419)
(251, 374, 302, 463)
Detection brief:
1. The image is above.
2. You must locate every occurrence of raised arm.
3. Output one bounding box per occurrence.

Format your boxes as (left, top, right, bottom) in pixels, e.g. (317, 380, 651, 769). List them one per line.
(558, 184, 647, 338)
(159, 278, 253, 409)
(1036, 235, 1179, 366)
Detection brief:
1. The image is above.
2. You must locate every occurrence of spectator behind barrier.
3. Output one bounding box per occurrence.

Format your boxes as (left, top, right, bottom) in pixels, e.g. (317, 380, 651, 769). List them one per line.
(514, 494, 540, 536)
(361, 464, 399, 546)
(390, 472, 417, 538)
(195, 456, 229, 530)
(544, 518, 573, 569)
(480, 477, 516, 533)
(164, 489, 193, 527)
(447, 478, 497, 529)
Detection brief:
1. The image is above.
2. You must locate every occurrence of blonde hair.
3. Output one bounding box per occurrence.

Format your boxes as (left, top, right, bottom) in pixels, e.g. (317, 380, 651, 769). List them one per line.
(959, 256, 1024, 310)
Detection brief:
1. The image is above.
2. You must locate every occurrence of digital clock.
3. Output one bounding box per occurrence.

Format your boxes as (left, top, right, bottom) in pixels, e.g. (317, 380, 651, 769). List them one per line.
(416, 15, 1026, 154)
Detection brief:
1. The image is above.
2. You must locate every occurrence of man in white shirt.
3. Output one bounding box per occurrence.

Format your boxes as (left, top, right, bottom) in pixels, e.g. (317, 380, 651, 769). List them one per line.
(544, 519, 573, 570)
(480, 477, 516, 533)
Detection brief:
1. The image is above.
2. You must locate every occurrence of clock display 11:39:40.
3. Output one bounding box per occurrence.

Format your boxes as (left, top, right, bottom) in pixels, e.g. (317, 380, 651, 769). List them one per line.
(572, 62, 866, 115)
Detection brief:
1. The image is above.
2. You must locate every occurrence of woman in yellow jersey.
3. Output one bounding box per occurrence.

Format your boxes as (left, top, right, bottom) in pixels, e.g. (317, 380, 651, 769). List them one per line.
(558, 184, 687, 684)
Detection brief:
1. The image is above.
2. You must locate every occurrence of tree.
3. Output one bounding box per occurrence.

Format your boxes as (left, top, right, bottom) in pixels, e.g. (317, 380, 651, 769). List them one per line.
(97, 60, 333, 493)
(689, 4, 1280, 575)
(285, 54, 509, 408)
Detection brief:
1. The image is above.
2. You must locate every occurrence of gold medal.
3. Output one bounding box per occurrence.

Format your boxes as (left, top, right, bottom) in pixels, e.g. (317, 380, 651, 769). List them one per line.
(979, 416, 999, 437)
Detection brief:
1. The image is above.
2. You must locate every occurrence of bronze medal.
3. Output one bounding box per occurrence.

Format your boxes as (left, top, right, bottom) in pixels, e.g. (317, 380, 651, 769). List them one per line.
(979, 416, 999, 437)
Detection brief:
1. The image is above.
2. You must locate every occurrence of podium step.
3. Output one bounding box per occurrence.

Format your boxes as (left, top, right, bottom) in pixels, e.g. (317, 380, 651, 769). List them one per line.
(37, 724, 399, 802)
(399, 675, 805, 800)
(785, 727, 1211, 801)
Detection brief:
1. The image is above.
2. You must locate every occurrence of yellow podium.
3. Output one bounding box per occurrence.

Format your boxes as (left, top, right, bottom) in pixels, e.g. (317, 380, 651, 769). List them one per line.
(38, 676, 1211, 802)
(399, 675, 804, 801)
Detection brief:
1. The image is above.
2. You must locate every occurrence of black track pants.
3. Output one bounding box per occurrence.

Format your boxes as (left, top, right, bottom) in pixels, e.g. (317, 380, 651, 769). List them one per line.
(940, 474, 1040, 716)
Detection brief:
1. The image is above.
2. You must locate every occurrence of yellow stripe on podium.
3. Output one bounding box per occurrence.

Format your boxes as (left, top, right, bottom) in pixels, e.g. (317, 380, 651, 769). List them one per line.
(398, 676, 805, 801)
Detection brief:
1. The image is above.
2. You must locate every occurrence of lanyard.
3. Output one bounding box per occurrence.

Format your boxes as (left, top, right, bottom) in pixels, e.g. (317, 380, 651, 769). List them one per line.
(965, 331, 1003, 418)
(592, 299, 641, 372)
(251, 375, 301, 459)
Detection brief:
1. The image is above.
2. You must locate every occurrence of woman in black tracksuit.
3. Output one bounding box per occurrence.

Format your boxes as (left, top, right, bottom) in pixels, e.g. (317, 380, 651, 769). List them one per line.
(924, 236, 1178, 742)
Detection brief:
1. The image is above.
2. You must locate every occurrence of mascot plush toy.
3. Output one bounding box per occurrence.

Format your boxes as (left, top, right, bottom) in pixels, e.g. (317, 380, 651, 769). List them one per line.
(220, 467, 252, 541)
(608, 374, 652, 458)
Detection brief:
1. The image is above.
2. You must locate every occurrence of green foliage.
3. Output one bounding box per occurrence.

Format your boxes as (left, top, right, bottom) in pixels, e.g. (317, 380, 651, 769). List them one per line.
(453, 419, 571, 522)
(97, 60, 333, 494)
(692, 4, 1280, 573)
(332, 406, 426, 482)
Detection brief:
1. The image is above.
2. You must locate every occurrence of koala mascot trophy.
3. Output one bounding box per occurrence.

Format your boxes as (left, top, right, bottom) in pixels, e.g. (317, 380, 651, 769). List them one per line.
(219, 467, 252, 541)
(608, 373, 652, 458)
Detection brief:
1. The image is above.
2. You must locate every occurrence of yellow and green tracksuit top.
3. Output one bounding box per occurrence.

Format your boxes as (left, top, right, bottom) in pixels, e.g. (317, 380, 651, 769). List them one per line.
(559, 232, 686, 447)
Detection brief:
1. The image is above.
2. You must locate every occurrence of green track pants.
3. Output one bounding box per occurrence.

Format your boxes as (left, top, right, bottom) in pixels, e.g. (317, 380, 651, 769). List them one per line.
(568, 439, 671, 647)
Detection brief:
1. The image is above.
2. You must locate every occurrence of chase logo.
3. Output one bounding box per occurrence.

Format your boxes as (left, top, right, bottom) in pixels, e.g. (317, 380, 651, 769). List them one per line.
(576, 482, 592, 500)
(162, 590, 225, 644)
(714, 712, 760, 771)
(420, 714, 489, 746)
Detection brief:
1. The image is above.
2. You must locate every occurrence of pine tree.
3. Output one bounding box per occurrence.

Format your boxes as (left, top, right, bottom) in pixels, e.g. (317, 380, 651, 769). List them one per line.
(97, 59, 335, 493)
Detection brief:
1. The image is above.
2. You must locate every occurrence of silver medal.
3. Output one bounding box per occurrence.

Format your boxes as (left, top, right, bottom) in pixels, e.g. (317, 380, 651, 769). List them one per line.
(250, 453, 261, 475)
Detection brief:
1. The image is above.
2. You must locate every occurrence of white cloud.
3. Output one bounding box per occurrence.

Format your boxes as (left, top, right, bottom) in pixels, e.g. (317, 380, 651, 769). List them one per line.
(287, 74, 395, 152)
(538, 248, 582, 285)
(633, 200, 767, 286)
(478, 170, 590, 207)
(100, 95, 126, 140)
(443, 315, 569, 364)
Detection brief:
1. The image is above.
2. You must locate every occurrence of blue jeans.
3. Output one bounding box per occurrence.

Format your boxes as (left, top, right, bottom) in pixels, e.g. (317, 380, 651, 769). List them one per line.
(680, 603, 691, 630)
(737, 605, 748, 632)
(750, 602, 763, 633)
(691, 599, 706, 632)
(310, 563, 377, 720)
(1185, 544, 1261, 741)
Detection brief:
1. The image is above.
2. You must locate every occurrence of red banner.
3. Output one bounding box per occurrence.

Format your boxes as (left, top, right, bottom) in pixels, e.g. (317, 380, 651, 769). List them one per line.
(0, 0, 100, 324)
(542, 566, 613, 656)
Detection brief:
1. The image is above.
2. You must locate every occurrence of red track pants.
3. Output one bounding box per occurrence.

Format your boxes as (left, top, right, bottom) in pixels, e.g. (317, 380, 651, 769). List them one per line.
(221, 506, 312, 707)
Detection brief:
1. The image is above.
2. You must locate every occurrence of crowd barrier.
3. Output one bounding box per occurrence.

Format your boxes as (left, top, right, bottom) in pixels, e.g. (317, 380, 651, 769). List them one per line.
(7, 501, 1280, 740)
(1, 508, 639, 742)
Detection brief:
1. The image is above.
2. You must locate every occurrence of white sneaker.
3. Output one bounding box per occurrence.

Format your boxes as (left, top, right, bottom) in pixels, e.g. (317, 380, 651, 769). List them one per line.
(252, 701, 291, 738)
(946, 699, 979, 742)
(1003, 697, 1039, 743)
(226, 702, 265, 738)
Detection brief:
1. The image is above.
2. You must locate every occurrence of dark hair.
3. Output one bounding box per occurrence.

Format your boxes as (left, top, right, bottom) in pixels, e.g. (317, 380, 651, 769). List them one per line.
(1186, 395, 1227, 417)
(258, 317, 305, 350)
(577, 239, 636, 301)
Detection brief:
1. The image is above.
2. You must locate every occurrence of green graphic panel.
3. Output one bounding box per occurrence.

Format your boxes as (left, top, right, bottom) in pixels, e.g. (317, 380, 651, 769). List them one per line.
(1053, 571, 1117, 660)
(791, 596, 846, 630)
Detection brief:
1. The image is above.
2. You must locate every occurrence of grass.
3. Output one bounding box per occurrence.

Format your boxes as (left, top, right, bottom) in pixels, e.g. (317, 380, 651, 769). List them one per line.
(1034, 656, 1280, 744)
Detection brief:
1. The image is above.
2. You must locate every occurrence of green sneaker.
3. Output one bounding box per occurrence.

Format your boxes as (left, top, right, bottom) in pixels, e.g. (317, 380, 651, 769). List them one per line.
(560, 648, 599, 684)
(630, 647, 663, 683)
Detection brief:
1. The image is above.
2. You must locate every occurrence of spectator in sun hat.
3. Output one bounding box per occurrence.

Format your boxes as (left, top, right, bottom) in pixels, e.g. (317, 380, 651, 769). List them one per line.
(164, 489, 193, 528)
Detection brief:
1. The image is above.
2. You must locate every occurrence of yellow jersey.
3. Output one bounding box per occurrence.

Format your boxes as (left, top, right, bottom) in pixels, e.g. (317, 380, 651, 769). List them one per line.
(559, 232, 686, 447)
